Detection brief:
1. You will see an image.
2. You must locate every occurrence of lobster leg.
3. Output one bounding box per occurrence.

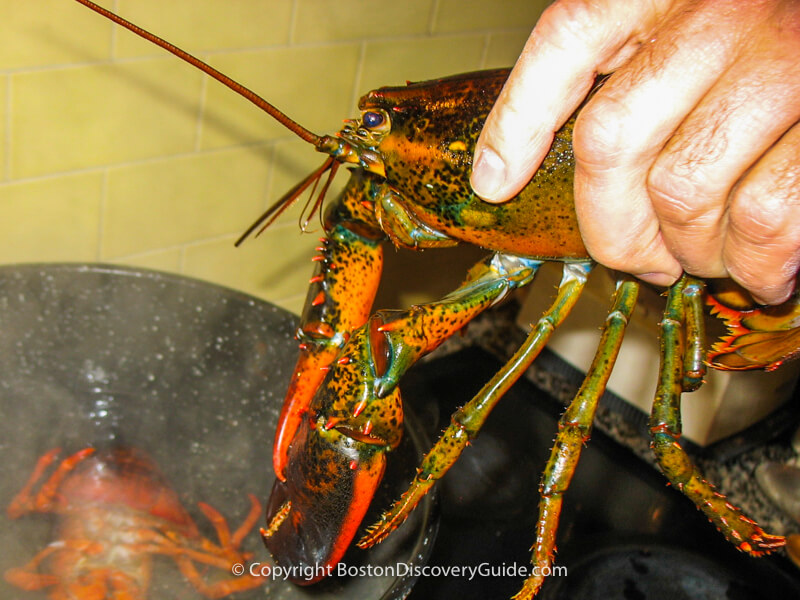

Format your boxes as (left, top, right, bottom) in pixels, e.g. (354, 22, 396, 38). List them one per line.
(359, 261, 593, 546)
(175, 556, 264, 600)
(649, 275, 785, 554)
(264, 252, 545, 582)
(7, 447, 95, 518)
(3, 540, 102, 591)
(137, 525, 264, 599)
(514, 278, 639, 600)
(196, 493, 261, 552)
(106, 572, 143, 600)
(4, 544, 64, 590)
(371, 252, 545, 396)
(134, 499, 266, 599)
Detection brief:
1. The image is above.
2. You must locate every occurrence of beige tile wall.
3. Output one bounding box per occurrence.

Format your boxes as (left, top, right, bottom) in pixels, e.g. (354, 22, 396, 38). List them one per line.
(1, 0, 549, 314)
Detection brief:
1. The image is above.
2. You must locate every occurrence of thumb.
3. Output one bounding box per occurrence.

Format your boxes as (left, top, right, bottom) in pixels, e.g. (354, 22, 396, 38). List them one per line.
(470, 0, 671, 203)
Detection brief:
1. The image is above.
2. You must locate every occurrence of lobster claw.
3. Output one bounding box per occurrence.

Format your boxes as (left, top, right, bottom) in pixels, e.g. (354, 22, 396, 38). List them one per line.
(264, 315, 404, 583)
(263, 418, 387, 583)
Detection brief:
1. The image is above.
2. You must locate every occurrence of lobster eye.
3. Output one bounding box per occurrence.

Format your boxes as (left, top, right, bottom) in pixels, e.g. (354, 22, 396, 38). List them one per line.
(362, 111, 385, 129)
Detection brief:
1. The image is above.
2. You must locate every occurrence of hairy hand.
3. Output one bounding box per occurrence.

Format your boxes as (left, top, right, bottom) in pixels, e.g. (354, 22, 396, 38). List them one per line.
(471, 0, 800, 304)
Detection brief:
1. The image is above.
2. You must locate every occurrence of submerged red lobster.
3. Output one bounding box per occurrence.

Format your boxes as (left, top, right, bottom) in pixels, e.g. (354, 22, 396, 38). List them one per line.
(74, 2, 800, 598)
(5, 446, 264, 599)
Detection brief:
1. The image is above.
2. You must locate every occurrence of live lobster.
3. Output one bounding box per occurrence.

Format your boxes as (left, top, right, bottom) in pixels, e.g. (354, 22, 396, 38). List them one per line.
(5, 446, 264, 599)
(75, 2, 799, 598)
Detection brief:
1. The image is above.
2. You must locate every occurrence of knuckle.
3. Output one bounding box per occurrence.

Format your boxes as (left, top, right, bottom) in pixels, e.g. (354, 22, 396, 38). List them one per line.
(730, 188, 794, 245)
(725, 183, 800, 303)
(572, 95, 633, 167)
(537, 0, 606, 48)
(727, 262, 797, 305)
(646, 163, 712, 228)
(737, 150, 800, 212)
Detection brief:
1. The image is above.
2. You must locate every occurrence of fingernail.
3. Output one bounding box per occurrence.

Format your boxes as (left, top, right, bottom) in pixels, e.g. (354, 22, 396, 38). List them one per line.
(637, 272, 680, 287)
(471, 147, 506, 200)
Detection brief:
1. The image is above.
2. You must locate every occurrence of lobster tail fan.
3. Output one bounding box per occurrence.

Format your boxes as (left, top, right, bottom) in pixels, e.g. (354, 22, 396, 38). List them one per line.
(235, 157, 336, 246)
(706, 281, 800, 370)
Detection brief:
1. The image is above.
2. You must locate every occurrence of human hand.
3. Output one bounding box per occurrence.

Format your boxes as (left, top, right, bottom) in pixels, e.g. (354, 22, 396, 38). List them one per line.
(470, 0, 800, 305)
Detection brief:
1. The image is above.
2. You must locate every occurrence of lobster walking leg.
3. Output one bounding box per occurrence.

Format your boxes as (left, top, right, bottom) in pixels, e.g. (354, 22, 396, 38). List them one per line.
(370, 252, 545, 396)
(198, 494, 262, 550)
(7, 447, 95, 518)
(4, 542, 96, 591)
(174, 555, 264, 600)
(264, 251, 544, 582)
(649, 276, 785, 554)
(515, 278, 640, 600)
(359, 261, 593, 546)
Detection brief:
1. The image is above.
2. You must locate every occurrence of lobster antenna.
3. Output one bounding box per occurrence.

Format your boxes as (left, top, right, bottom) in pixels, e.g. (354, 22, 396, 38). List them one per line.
(74, 0, 322, 146)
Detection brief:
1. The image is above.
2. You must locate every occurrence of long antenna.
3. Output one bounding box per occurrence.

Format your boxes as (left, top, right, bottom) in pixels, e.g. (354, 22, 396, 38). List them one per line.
(74, 0, 322, 146)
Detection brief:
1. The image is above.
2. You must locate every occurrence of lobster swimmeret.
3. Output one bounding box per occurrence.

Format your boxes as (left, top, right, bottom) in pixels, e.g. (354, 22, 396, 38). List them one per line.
(74, 2, 800, 598)
(5, 446, 264, 599)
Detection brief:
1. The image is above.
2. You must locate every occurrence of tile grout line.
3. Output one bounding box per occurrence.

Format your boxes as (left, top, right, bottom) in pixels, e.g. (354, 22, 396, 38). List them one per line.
(107, 218, 306, 265)
(0, 140, 276, 189)
(110, 0, 120, 60)
(97, 169, 109, 262)
(261, 142, 278, 213)
(0, 28, 532, 78)
(195, 56, 209, 153)
(3, 1, 542, 290)
(3, 75, 10, 182)
(288, 0, 300, 46)
(428, 0, 441, 34)
(177, 244, 187, 274)
(350, 42, 368, 110)
(479, 33, 492, 69)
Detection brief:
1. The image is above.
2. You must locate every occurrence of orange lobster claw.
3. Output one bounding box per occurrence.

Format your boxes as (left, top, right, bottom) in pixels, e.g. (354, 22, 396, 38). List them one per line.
(263, 417, 386, 583)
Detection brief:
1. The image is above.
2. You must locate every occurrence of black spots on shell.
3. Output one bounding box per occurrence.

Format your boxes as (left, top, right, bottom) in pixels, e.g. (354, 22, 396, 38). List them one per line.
(301, 433, 346, 494)
(435, 199, 470, 227)
(402, 117, 431, 144)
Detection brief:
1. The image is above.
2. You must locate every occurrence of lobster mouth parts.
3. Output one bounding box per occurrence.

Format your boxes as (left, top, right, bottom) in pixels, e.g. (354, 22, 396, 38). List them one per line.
(235, 157, 341, 246)
(262, 418, 386, 584)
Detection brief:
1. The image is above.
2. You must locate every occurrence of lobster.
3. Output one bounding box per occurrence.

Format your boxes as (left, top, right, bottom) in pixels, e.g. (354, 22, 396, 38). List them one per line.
(5, 446, 264, 599)
(75, 1, 799, 598)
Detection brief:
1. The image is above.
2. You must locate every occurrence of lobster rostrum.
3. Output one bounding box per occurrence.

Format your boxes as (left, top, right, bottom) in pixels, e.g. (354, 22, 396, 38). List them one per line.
(77, 2, 799, 598)
(5, 446, 265, 599)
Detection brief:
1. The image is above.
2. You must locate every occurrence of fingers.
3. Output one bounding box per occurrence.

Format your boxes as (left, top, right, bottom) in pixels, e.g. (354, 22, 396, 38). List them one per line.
(725, 121, 800, 305)
(644, 3, 800, 286)
(571, 0, 754, 283)
(476, 0, 800, 303)
(470, 0, 671, 202)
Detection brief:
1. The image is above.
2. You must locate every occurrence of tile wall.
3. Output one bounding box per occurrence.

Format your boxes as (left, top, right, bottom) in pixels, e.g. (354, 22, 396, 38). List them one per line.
(1, 0, 549, 313)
